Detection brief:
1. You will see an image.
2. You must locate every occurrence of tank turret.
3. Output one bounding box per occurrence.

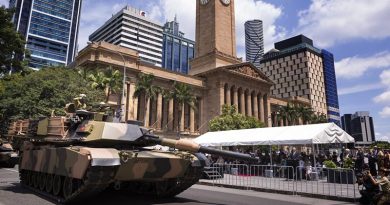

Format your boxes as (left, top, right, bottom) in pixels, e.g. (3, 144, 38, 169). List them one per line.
(0, 138, 18, 168)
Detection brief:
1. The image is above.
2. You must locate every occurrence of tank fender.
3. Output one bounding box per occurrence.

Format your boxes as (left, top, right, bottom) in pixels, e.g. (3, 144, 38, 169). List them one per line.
(80, 148, 120, 166)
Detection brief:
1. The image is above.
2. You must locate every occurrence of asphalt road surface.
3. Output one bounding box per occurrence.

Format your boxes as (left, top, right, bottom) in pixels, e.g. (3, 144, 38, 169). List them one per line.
(0, 167, 355, 205)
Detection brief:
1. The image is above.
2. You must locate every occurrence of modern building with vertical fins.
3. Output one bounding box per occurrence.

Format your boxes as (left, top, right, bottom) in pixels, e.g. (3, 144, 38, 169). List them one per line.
(245, 20, 264, 68)
(162, 17, 195, 74)
(9, 0, 82, 69)
(322, 49, 341, 125)
(89, 6, 163, 67)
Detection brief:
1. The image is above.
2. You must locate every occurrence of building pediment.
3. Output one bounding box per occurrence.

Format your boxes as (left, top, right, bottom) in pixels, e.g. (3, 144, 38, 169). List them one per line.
(224, 63, 274, 84)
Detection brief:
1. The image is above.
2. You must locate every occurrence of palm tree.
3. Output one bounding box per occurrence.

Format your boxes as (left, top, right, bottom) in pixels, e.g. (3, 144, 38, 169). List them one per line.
(88, 67, 122, 103)
(133, 73, 160, 126)
(170, 82, 196, 137)
(295, 105, 313, 125)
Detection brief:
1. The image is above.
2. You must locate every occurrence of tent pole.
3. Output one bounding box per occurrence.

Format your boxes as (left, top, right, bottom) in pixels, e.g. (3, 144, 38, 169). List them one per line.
(312, 143, 317, 172)
(270, 145, 273, 165)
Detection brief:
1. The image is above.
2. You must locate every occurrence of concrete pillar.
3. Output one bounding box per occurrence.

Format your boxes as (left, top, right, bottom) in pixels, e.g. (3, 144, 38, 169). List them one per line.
(128, 83, 136, 120)
(246, 92, 252, 117)
(219, 83, 224, 114)
(240, 90, 245, 115)
(226, 86, 231, 106)
(156, 93, 163, 130)
(168, 98, 174, 131)
(259, 94, 265, 123)
(253, 93, 259, 119)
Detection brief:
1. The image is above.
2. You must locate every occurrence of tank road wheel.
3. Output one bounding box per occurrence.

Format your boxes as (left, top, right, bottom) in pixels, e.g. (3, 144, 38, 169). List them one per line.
(155, 180, 175, 196)
(33, 172, 40, 188)
(53, 175, 62, 196)
(63, 177, 74, 199)
(19, 170, 27, 185)
(45, 174, 54, 193)
(39, 173, 46, 191)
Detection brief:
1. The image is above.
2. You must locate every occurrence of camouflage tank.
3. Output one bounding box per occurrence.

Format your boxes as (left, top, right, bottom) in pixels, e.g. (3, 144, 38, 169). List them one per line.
(11, 100, 256, 203)
(0, 138, 18, 168)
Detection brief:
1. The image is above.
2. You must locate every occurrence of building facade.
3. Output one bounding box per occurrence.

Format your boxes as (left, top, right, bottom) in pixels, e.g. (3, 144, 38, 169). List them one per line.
(342, 112, 375, 145)
(89, 6, 163, 67)
(260, 35, 328, 116)
(245, 20, 264, 68)
(322, 49, 340, 125)
(10, 0, 82, 69)
(162, 17, 195, 74)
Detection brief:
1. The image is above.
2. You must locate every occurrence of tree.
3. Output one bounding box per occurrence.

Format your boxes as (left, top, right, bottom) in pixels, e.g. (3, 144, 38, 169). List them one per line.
(170, 82, 197, 134)
(0, 67, 105, 134)
(295, 105, 313, 125)
(0, 7, 28, 74)
(209, 105, 265, 131)
(87, 67, 122, 103)
(133, 73, 160, 125)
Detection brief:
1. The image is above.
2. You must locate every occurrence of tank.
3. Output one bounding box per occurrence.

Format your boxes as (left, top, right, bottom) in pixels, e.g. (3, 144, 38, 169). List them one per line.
(11, 102, 256, 203)
(0, 138, 18, 168)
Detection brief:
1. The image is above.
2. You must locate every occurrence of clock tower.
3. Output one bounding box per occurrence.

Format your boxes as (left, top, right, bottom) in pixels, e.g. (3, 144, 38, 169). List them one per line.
(189, 0, 241, 75)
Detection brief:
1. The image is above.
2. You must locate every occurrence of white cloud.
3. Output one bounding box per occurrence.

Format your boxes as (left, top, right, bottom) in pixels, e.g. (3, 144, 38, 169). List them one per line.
(380, 70, 390, 87)
(148, 0, 285, 59)
(0, 0, 8, 7)
(380, 107, 390, 118)
(296, 0, 390, 48)
(374, 91, 390, 104)
(77, 0, 126, 50)
(338, 83, 384, 96)
(335, 52, 390, 79)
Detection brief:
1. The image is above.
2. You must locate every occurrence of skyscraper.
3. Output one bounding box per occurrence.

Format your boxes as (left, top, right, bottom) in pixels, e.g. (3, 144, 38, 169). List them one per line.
(322, 49, 340, 125)
(162, 17, 195, 74)
(9, 0, 82, 69)
(245, 20, 264, 68)
(89, 6, 163, 67)
(342, 112, 375, 145)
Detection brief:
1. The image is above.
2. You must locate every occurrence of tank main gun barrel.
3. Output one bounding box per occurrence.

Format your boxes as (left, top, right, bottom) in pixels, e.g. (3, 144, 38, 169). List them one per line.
(147, 137, 257, 163)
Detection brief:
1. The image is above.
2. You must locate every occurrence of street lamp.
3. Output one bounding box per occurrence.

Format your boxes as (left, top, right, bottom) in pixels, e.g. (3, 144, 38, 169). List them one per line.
(116, 51, 126, 123)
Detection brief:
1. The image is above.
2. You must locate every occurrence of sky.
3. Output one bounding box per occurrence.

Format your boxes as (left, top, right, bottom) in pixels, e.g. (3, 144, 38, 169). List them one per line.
(1, 0, 390, 141)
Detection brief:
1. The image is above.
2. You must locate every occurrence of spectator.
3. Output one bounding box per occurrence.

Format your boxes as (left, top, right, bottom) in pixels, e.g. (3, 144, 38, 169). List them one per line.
(368, 151, 378, 176)
(367, 169, 390, 205)
(355, 148, 365, 173)
(331, 151, 339, 166)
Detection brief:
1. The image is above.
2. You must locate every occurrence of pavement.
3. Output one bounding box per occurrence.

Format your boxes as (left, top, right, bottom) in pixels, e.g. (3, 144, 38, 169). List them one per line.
(0, 166, 357, 205)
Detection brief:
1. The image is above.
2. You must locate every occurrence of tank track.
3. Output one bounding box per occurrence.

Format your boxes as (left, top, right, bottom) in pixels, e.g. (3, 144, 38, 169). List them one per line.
(125, 166, 204, 197)
(19, 166, 117, 203)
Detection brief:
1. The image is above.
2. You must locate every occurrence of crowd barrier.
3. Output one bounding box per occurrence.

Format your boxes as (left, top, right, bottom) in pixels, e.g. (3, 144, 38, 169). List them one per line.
(201, 164, 358, 201)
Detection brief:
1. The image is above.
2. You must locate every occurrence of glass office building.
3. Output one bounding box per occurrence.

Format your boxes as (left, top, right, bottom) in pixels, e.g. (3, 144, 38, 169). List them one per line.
(162, 17, 195, 74)
(322, 49, 341, 125)
(10, 0, 82, 69)
(245, 20, 264, 69)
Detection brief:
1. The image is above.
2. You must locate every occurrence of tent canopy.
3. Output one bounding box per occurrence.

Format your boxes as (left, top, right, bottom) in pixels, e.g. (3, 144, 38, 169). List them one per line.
(194, 123, 354, 146)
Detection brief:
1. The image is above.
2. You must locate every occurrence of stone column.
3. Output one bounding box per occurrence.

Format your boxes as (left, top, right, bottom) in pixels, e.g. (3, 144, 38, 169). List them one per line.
(168, 98, 174, 131)
(144, 97, 150, 127)
(253, 93, 259, 119)
(259, 94, 265, 123)
(233, 87, 238, 113)
(240, 90, 245, 115)
(190, 107, 195, 133)
(180, 104, 185, 131)
(265, 95, 272, 127)
(246, 92, 252, 116)
(219, 83, 224, 114)
(128, 83, 136, 120)
(156, 93, 163, 130)
(226, 86, 231, 106)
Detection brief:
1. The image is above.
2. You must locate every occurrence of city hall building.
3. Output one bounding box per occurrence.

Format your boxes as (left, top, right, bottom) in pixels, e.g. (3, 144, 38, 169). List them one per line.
(73, 0, 311, 138)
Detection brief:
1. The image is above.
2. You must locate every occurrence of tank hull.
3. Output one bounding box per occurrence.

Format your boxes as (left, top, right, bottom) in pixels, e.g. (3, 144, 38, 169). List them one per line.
(19, 144, 205, 203)
(0, 142, 19, 168)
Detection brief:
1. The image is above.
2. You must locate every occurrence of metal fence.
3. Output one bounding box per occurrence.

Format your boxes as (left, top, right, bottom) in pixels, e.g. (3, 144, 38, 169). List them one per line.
(200, 164, 359, 201)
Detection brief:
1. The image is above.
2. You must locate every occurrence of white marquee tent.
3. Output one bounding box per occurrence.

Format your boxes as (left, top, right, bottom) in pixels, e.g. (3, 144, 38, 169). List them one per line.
(194, 123, 355, 147)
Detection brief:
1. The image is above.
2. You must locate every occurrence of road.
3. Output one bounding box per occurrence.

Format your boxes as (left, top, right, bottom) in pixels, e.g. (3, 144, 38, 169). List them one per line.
(0, 167, 355, 205)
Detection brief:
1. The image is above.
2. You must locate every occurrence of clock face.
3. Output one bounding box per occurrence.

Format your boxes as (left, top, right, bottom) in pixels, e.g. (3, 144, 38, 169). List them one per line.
(220, 0, 231, 5)
(200, 0, 209, 5)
